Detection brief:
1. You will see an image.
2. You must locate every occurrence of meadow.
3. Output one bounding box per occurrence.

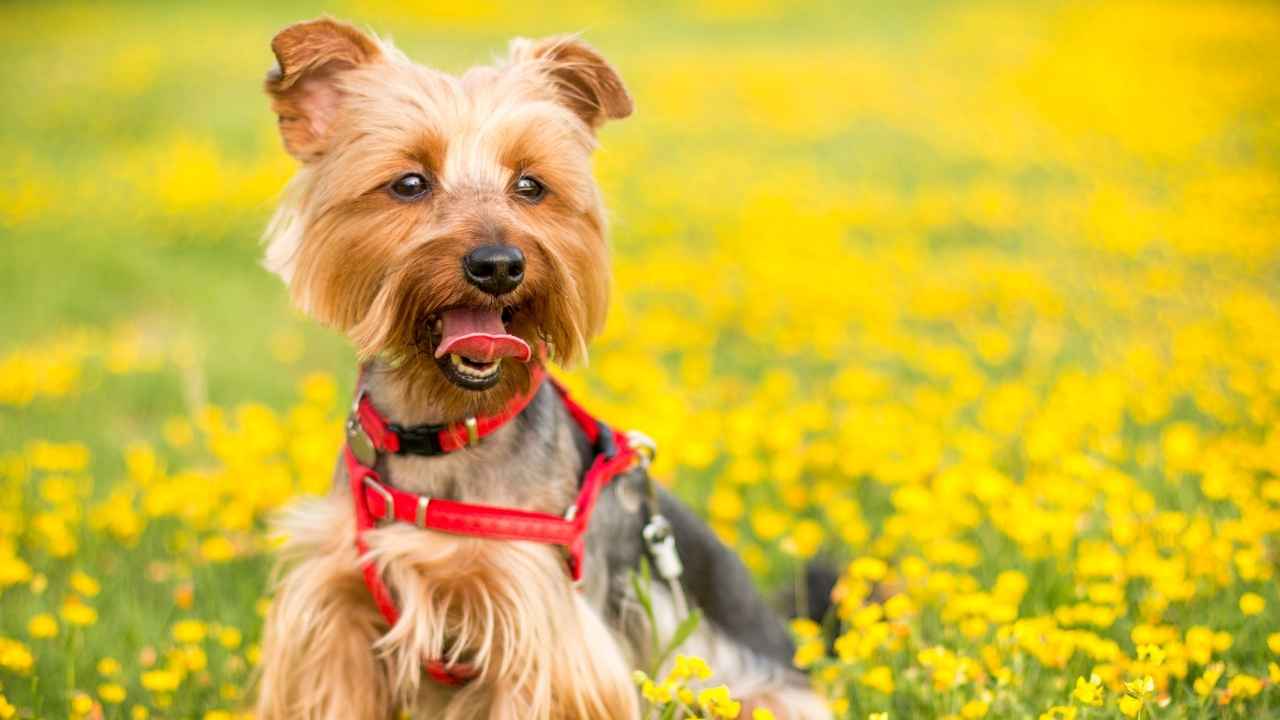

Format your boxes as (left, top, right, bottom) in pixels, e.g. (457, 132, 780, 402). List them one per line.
(2, 1, 1279, 718)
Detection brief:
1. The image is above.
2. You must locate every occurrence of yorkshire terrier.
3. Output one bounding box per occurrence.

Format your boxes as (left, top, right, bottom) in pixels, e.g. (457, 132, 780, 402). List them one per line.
(254, 17, 831, 720)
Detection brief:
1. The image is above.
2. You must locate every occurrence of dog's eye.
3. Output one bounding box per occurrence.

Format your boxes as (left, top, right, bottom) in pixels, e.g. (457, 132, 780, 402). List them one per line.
(389, 173, 431, 200)
(513, 176, 545, 203)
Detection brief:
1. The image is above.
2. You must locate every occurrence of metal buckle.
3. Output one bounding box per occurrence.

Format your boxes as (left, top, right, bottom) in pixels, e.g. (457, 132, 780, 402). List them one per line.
(415, 495, 431, 528)
(625, 430, 657, 468)
(362, 477, 394, 523)
(464, 417, 479, 446)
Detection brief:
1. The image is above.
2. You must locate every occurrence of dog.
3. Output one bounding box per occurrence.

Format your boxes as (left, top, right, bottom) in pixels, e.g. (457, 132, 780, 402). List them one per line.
(253, 17, 832, 720)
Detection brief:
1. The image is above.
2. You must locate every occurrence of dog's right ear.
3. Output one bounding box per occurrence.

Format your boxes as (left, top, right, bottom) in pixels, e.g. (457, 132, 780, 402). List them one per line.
(265, 18, 382, 161)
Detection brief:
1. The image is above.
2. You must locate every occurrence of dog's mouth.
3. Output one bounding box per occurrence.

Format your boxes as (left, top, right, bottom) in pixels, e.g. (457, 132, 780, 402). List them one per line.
(426, 306, 531, 391)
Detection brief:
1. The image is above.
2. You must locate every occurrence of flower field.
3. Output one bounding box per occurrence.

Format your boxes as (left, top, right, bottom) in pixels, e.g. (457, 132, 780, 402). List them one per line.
(2, 1, 1280, 718)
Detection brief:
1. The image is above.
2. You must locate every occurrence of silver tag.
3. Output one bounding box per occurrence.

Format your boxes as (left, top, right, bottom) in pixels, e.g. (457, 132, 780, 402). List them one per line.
(346, 416, 377, 467)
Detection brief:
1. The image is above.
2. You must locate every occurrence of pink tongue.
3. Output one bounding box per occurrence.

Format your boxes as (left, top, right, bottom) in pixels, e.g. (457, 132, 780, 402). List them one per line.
(434, 307, 532, 363)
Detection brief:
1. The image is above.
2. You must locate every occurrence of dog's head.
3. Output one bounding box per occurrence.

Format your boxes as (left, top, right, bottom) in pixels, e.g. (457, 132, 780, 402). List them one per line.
(262, 18, 630, 410)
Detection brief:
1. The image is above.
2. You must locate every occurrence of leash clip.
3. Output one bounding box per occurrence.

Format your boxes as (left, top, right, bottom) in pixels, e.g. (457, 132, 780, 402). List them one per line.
(642, 514, 683, 582)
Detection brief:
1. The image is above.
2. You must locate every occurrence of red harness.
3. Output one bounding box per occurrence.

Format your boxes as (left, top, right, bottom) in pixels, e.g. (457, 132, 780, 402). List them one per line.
(343, 365, 637, 686)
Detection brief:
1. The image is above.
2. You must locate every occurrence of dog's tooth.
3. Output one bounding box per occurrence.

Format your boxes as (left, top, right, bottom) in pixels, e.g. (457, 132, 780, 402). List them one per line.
(451, 354, 463, 366)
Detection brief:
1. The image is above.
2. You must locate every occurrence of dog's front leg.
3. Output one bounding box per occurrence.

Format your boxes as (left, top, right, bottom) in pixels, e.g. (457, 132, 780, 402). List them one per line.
(255, 497, 394, 720)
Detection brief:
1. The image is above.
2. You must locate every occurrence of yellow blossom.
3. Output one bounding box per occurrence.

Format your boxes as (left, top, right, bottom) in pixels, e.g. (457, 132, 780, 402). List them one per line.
(1072, 676, 1103, 706)
(1239, 592, 1265, 616)
(98, 683, 127, 704)
(696, 685, 741, 718)
(861, 665, 895, 694)
(28, 612, 58, 638)
(171, 619, 207, 644)
(69, 570, 101, 597)
(60, 598, 97, 626)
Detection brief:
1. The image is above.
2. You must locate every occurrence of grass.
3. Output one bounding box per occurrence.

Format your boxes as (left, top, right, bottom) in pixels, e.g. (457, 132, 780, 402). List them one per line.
(2, 0, 1280, 718)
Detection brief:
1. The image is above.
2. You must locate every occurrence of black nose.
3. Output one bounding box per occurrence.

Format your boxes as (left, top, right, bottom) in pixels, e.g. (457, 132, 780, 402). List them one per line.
(463, 245, 525, 296)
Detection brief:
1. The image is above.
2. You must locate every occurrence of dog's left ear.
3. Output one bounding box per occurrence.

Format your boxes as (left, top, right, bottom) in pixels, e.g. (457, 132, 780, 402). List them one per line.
(265, 17, 383, 160)
(510, 36, 633, 130)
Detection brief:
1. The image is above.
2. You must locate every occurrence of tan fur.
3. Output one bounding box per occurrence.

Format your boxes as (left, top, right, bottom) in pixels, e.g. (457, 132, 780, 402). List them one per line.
(257, 498, 392, 719)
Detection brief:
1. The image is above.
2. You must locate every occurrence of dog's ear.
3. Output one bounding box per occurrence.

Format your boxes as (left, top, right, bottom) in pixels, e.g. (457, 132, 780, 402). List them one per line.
(265, 18, 382, 161)
(510, 36, 633, 130)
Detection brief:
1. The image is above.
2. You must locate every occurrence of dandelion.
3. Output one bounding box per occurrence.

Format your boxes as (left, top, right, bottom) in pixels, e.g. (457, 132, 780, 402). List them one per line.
(140, 668, 181, 693)
(861, 665, 895, 694)
(171, 619, 207, 644)
(28, 612, 58, 638)
(69, 692, 94, 716)
(98, 683, 127, 704)
(98, 656, 121, 676)
(69, 570, 101, 597)
(1239, 592, 1265, 616)
(60, 597, 98, 626)
(0, 638, 34, 673)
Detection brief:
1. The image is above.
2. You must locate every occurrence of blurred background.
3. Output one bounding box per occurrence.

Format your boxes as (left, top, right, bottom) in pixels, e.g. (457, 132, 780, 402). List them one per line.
(2, 1, 1279, 718)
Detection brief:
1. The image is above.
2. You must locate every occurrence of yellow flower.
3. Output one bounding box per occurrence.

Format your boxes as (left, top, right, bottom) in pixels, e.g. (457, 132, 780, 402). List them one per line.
(0, 693, 15, 720)
(1239, 592, 1265, 616)
(1135, 644, 1164, 665)
(961, 700, 988, 718)
(218, 626, 243, 649)
(70, 570, 101, 597)
(0, 638, 34, 673)
(98, 656, 122, 676)
(1038, 707, 1076, 720)
(1122, 676, 1154, 698)
(203, 711, 233, 720)
(639, 678, 672, 704)
(1072, 675, 1103, 706)
(199, 536, 237, 562)
(849, 556, 888, 582)
(171, 619, 207, 644)
(1225, 674, 1262, 699)
(60, 598, 98, 626)
(0, 555, 33, 589)
(793, 639, 825, 669)
(669, 654, 712, 682)
(696, 685, 741, 718)
(70, 692, 94, 716)
(753, 710, 777, 720)
(868, 713, 889, 720)
(130, 706, 150, 720)
(98, 683, 127, 704)
(1268, 632, 1280, 655)
(1117, 695, 1142, 718)
(1193, 663, 1224, 697)
(28, 612, 58, 639)
(861, 665, 895, 694)
(140, 669, 181, 693)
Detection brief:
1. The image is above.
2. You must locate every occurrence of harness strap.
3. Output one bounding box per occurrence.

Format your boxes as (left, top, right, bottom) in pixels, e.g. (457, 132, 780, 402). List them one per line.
(345, 369, 637, 686)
